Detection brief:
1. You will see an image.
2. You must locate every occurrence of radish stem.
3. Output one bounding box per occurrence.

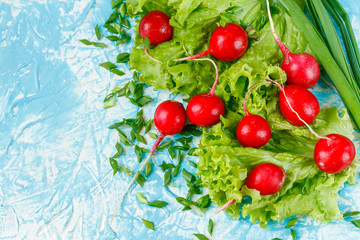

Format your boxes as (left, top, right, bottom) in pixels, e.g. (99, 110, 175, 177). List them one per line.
(192, 58, 219, 96)
(174, 49, 212, 62)
(215, 199, 236, 214)
(265, 78, 330, 141)
(144, 47, 162, 64)
(266, 0, 291, 64)
(110, 134, 165, 224)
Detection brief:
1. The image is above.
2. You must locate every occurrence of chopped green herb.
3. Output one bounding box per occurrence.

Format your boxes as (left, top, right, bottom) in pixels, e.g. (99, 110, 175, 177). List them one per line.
(95, 25, 101, 40)
(168, 145, 176, 159)
(117, 53, 130, 63)
(121, 18, 130, 29)
(148, 200, 168, 208)
(119, 3, 126, 17)
(104, 93, 115, 102)
(187, 148, 197, 155)
(141, 219, 155, 230)
(172, 150, 182, 176)
(130, 129, 136, 141)
(120, 166, 133, 176)
(133, 72, 140, 82)
(104, 23, 118, 34)
(148, 132, 157, 139)
(137, 192, 149, 204)
(135, 133, 147, 144)
(135, 145, 143, 162)
(351, 219, 360, 228)
(105, 11, 117, 24)
(109, 158, 119, 175)
(344, 211, 360, 217)
(286, 217, 297, 228)
(290, 229, 296, 240)
(117, 129, 133, 146)
(103, 96, 116, 109)
(208, 219, 213, 236)
(158, 141, 173, 150)
(113, 22, 122, 34)
(182, 169, 196, 183)
(117, 36, 131, 45)
(135, 172, 145, 187)
(108, 121, 124, 129)
(91, 42, 107, 48)
(159, 161, 175, 172)
(106, 36, 120, 41)
(197, 194, 211, 209)
(175, 197, 196, 207)
(100, 62, 117, 70)
(79, 39, 92, 45)
(110, 69, 125, 76)
(188, 160, 197, 168)
(129, 96, 153, 107)
(112, 0, 122, 9)
(145, 160, 151, 177)
(115, 142, 124, 155)
(193, 233, 209, 240)
(80, 39, 107, 48)
(144, 119, 153, 133)
(164, 169, 171, 186)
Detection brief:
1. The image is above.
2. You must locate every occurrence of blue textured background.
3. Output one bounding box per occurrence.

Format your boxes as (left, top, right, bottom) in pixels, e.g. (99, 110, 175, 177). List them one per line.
(1, 0, 360, 239)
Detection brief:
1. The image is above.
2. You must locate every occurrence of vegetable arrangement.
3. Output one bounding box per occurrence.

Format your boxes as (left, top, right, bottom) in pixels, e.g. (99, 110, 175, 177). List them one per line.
(80, 0, 360, 237)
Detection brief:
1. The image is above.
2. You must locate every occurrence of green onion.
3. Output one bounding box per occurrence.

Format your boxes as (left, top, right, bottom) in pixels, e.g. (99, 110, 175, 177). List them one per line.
(279, 0, 360, 130)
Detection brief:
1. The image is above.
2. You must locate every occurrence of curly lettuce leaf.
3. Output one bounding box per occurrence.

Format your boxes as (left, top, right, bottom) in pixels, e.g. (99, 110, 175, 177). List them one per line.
(127, 0, 314, 98)
(196, 104, 358, 228)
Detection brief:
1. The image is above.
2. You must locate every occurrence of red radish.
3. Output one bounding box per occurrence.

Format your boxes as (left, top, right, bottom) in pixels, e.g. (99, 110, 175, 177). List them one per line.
(186, 58, 225, 127)
(245, 163, 286, 195)
(268, 80, 319, 126)
(139, 11, 173, 63)
(216, 162, 286, 213)
(174, 23, 248, 62)
(236, 84, 271, 148)
(139, 11, 173, 45)
(266, 0, 320, 88)
(111, 100, 186, 223)
(314, 134, 355, 174)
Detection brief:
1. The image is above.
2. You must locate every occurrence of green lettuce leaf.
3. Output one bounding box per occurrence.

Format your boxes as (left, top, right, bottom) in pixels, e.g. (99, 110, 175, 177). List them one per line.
(127, 0, 314, 98)
(196, 105, 358, 228)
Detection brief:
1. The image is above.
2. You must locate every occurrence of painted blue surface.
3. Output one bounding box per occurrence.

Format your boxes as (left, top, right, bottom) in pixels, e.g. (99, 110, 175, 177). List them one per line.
(1, 0, 360, 239)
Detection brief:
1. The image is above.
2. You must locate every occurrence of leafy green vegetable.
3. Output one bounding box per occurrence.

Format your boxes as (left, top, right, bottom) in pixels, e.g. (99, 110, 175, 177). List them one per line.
(148, 200, 168, 208)
(351, 219, 360, 228)
(135, 172, 145, 186)
(95, 25, 101, 40)
(290, 229, 296, 240)
(164, 169, 172, 186)
(193, 233, 209, 240)
(141, 219, 155, 230)
(286, 218, 297, 228)
(137, 192, 149, 204)
(208, 218, 213, 236)
(344, 211, 360, 218)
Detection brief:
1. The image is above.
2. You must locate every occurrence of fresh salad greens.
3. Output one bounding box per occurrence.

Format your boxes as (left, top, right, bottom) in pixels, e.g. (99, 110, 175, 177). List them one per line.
(123, 0, 359, 228)
(80, 0, 360, 235)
